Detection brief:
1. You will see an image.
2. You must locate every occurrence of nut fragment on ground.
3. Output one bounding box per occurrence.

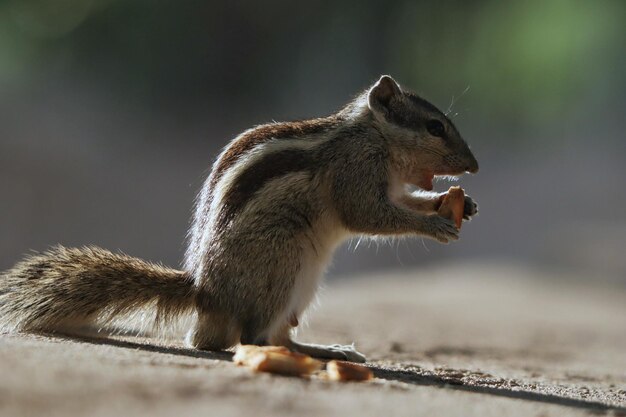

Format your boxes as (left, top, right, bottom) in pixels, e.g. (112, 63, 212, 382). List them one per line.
(326, 360, 373, 382)
(233, 345, 322, 376)
(438, 186, 465, 229)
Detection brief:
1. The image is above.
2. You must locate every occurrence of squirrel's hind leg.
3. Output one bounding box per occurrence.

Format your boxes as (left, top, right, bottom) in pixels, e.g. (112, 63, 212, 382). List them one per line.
(186, 310, 240, 351)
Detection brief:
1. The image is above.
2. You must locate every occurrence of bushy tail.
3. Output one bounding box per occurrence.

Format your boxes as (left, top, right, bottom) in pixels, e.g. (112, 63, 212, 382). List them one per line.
(0, 246, 196, 333)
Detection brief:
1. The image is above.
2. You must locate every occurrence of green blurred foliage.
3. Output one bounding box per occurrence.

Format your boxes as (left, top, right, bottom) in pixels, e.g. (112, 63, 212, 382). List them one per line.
(0, 0, 624, 139)
(392, 1, 625, 124)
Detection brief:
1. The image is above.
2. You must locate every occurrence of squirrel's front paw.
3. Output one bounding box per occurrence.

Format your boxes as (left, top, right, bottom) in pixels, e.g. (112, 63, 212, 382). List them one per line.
(463, 195, 478, 220)
(425, 215, 459, 244)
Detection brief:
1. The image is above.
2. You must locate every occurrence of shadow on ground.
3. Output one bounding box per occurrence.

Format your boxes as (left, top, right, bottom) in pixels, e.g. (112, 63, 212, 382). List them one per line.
(59, 333, 626, 415)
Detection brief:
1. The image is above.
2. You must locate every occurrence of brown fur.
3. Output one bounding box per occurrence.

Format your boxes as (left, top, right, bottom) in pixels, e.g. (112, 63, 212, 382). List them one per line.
(217, 149, 316, 228)
(208, 116, 341, 194)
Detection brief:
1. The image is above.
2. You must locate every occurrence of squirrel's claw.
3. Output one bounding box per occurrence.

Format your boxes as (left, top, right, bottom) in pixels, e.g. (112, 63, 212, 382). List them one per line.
(463, 195, 478, 220)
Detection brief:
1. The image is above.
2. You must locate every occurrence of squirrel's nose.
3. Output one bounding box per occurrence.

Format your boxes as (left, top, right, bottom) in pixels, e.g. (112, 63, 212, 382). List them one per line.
(465, 156, 479, 174)
(461, 145, 479, 174)
(466, 164, 479, 174)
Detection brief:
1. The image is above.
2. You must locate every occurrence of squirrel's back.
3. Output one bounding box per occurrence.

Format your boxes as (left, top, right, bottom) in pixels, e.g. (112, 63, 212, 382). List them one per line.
(184, 115, 342, 278)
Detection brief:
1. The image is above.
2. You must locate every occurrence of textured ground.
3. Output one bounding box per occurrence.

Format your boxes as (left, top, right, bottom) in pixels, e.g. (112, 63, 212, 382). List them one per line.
(1, 263, 625, 417)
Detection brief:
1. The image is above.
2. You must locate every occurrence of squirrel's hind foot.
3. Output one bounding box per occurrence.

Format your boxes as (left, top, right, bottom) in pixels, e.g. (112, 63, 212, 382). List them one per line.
(290, 341, 367, 363)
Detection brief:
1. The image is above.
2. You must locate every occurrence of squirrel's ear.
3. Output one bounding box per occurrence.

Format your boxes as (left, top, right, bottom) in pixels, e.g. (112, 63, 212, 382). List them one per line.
(368, 75, 401, 115)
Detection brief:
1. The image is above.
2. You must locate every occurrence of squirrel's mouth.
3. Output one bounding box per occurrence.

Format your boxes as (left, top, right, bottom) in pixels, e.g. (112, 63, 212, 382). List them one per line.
(415, 172, 435, 191)
(412, 171, 464, 192)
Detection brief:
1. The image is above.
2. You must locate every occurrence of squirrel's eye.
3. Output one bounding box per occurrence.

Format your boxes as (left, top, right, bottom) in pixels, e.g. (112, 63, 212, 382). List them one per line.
(426, 120, 445, 137)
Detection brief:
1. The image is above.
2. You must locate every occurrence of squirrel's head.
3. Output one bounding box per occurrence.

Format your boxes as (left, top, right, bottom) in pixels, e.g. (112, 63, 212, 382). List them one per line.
(367, 75, 479, 191)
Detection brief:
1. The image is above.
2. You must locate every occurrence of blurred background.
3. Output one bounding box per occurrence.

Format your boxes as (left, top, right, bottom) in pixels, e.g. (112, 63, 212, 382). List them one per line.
(1, 0, 625, 283)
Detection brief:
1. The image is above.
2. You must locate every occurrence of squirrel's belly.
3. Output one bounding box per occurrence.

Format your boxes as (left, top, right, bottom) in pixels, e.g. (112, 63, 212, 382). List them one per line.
(283, 216, 349, 327)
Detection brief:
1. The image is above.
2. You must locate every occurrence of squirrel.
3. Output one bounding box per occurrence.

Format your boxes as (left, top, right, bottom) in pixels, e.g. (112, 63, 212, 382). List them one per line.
(0, 75, 478, 362)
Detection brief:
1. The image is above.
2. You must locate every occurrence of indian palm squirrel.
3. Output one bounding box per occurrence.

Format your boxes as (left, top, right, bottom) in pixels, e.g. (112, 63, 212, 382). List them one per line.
(0, 75, 479, 362)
